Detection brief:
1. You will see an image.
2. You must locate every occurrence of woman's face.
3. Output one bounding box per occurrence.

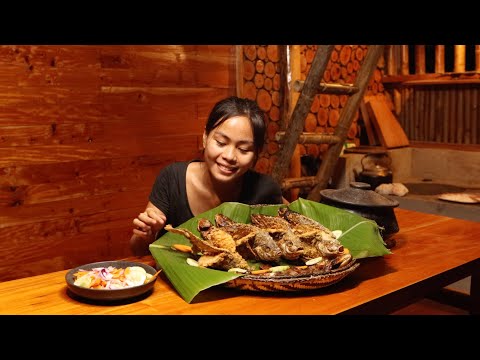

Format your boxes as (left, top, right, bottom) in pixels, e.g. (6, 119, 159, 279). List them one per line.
(203, 116, 256, 183)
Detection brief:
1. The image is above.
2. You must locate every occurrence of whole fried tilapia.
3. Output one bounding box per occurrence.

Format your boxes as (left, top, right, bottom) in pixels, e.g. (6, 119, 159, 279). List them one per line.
(278, 208, 344, 258)
(197, 218, 237, 253)
(250, 213, 304, 261)
(164, 224, 249, 271)
(214, 213, 282, 263)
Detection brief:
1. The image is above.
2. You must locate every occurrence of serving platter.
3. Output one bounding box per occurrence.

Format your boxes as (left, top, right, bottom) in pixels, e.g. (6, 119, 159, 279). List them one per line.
(224, 260, 360, 292)
(65, 260, 158, 302)
(149, 199, 388, 303)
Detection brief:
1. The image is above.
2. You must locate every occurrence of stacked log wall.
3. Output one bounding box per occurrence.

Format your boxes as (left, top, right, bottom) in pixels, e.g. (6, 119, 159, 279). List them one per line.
(241, 45, 386, 190)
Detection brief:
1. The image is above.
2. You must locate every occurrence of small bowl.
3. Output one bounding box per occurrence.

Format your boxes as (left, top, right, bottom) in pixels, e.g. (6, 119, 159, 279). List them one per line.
(65, 260, 157, 302)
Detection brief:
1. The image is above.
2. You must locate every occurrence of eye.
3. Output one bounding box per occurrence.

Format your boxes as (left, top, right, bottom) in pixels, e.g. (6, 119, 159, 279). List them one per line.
(215, 140, 225, 146)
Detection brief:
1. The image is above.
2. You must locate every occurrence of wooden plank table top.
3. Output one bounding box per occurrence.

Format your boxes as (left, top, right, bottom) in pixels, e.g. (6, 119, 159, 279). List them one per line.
(0, 208, 478, 315)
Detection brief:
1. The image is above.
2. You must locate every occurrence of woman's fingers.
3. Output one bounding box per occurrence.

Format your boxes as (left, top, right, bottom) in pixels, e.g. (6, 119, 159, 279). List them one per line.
(132, 206, 166, 241)
(145, 207, 166, 224)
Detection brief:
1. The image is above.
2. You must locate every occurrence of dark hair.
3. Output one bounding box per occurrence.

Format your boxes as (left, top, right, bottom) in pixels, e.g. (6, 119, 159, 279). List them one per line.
(205, 96, 266, 157)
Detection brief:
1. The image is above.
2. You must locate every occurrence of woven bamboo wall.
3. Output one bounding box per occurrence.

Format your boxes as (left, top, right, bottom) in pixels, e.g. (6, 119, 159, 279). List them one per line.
(383, 45, 480, 146)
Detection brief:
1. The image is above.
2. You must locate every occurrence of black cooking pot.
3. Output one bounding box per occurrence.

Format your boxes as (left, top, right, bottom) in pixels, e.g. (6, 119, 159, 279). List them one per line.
(320, 182, 399, 248)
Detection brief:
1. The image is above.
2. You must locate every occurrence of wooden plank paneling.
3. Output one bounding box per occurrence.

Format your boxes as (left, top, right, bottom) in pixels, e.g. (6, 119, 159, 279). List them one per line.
(0, 45, 236, 282)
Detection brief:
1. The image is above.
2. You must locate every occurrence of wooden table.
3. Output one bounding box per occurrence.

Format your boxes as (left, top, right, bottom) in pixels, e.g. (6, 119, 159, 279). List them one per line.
(0, 208, 478, 315)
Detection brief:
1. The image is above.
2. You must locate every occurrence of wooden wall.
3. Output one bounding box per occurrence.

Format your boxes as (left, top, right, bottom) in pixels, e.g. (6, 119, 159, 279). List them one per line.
(0, 45, 237, 282)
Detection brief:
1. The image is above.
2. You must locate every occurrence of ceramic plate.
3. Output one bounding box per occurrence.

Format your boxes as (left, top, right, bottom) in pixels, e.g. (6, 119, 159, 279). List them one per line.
(438, 192, 480, 204)
(65, 260, 158, 302)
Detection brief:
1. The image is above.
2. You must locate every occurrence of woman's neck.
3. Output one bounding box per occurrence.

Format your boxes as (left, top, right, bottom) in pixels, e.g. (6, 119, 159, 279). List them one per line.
(201, 164, 243, 203)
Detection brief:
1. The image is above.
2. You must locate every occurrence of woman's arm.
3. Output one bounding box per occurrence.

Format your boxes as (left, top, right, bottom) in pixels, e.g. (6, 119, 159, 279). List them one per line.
(130, 201, 167, 256)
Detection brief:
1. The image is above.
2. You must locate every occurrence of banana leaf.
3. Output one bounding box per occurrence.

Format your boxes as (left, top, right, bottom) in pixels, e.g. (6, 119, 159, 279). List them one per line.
(149, 198, 390, 303)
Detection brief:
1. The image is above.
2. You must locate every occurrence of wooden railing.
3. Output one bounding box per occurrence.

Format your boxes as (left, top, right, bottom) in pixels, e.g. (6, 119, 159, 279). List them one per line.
(382, 45, 480, 146)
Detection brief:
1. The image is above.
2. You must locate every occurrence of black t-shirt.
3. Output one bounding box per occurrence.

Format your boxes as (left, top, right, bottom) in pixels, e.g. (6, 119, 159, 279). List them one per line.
(149, 160, 283, 235)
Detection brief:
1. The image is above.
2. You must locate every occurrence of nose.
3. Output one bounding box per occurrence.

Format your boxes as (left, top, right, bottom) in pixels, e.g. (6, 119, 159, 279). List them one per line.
(223, 146, 237, 162)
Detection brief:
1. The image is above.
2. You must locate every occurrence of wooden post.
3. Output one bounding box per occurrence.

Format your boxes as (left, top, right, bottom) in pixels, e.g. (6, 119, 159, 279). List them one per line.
(288, 45, 302, 201)
(475, 45, 480, 72)
(236, 46, 244, 96)
(435, 45, 445, 73)
(415, 45, 426, 74)
(289, 45, 302, 118)
(454, 45, 466, 73)
(401, 45, 409, 75)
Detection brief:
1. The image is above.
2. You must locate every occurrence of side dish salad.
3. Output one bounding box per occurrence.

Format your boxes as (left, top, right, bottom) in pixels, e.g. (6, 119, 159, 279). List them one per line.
(73, 266, 153, 289)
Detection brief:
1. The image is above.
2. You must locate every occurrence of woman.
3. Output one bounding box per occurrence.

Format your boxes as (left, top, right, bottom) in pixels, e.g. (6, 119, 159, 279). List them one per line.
(130, 96, 285, 256)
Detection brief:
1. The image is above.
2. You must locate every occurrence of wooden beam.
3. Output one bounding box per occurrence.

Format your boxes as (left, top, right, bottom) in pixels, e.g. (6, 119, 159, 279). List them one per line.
(281, 176, 318, 191)
(275, 131, 341, 144)
(383, 72, 480, 85)
(293, 80, 359, 94)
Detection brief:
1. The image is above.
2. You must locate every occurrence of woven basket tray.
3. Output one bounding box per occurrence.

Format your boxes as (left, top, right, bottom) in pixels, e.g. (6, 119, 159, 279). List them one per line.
(224, 260, 360, 292)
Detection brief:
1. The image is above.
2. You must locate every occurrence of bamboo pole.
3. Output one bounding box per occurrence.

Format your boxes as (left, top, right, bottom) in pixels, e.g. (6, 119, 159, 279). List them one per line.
(275, 132, 341, 144)
(414, 87, 421, 140)
(464, 87, 471, 144)
(400, 88, 407, 135)
(434, 89, 442, 142)
(428, 89, 435, 141)
(386, 45, 396, 75)
(415, 45, 426, 74)
(442, 88, 449, 143)
(406, 87, 414, 139)
(454, 45, 466, 73)
(423, 88, 429, 140)
(457, 87, 464, 144)
(401, 45, 409, 75)
(472, 87, 478, 144)
(476, 45, 480, 72)
(435, 45, 445, 73)
(448, 88, 456, 143)
(293, 81, 358, 94)
(281, 176, 317, 191)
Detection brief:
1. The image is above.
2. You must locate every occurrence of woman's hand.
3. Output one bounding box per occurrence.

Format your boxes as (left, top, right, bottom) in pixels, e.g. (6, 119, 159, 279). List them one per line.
(130, 202, 166, 256)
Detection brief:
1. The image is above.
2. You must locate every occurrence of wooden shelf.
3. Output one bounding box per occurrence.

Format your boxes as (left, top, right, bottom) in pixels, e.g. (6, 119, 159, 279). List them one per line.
(383, 72, 480, 87)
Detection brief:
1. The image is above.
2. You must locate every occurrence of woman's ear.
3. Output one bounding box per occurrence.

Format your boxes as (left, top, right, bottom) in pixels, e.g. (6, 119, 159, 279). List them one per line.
(202, 132, 207, 148)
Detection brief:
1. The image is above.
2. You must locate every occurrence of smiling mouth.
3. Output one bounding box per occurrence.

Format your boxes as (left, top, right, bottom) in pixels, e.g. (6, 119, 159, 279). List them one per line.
(217, 163, 237, 173)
